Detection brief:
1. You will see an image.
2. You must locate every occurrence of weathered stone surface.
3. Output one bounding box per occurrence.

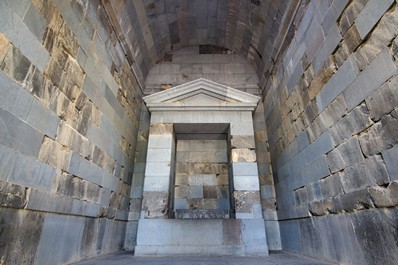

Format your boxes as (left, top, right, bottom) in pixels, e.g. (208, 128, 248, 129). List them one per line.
(330, 103, 371, 145)
(358, 113, 398, 157)
(231, 149, 257, 162)
(0, 180, 26, 208)
(316, 55, 358, 112)
(0, 46, 31, 83)
(142, 191, 169, 218)
(327, 137, 364, 173)
(231, 135, 256, 149)
(369, 181, 398, 207)
(366, 75, 398, 121)
(175, 209, 229, 219)
(344, 48, 397, 111)
(383, 145, 398, 180)
(149, 123, 173, 134)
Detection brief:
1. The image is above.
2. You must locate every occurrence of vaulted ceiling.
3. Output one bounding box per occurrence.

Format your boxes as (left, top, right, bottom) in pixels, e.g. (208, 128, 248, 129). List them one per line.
(103, 0, 300, 89)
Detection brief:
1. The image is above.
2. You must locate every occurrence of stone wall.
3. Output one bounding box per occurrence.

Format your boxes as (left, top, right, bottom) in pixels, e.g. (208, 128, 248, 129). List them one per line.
(174, 139, 230, 217)
(0, 0, 142, 264)
(145, 46, 259, 93)
(263, 0, 398, 264)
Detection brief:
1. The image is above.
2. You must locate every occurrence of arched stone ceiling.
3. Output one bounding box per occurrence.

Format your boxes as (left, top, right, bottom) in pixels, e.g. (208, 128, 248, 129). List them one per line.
(103, 0, 299, 89)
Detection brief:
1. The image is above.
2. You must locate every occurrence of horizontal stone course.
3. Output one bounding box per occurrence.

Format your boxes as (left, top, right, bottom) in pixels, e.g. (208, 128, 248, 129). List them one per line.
(355, 0, 395, 39)
(343, 48, 397, 111)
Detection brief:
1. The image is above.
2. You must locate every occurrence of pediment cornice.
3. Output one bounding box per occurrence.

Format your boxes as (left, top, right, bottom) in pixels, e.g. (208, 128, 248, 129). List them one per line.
(143, 78, 260, 112)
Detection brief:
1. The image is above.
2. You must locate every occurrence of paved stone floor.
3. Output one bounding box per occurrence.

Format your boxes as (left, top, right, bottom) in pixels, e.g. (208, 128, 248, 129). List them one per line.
(72, 251, 337, 265)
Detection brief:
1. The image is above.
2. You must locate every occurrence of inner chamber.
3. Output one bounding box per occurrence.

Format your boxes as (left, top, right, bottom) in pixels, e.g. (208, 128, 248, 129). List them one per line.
(172, 123, 232, 219)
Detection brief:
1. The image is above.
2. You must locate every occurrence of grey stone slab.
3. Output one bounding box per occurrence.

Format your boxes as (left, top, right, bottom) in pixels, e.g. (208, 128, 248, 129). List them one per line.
(330, 105, 370, 145)
(312, 24, 342, 74)
(26, 189, 74, 214)
(33, 213, 85, 265)
(232, 163, 258, 177)
(289, 131, 334, 173)
(287, 63, 303, 94)
(104, 84, 125, 119)
(0, 71, 34, 121)
(355, 0, 395, 39)
(68, 152, 103, 186)
(23, 4, 47, 41)
(143, 175, 170, 192)
(305, 25, 325, 63)
(0, 108, 43, 157)
(0, 0, 30, 20)
(316, 55, 359, 112)
(27, 99, 60, 138)
(9, 152, 56, 191)
(1, 13, 49, 72)
(233, 175, 260, 191)
(327, 137, 364, 173)
(0, 143, 17, 181)
(52, 0, 81, 34)
(100, 116, 121, 146)
(382, 145, 398, 180)
(343, 48, 397, 111)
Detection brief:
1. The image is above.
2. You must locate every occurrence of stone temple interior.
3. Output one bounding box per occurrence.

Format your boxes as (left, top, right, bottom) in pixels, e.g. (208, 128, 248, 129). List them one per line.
(0, 0, 398, 264)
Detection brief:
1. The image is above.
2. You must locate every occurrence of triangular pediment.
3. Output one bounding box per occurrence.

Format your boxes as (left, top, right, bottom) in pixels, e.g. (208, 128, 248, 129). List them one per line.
(143, 78, 260, 112)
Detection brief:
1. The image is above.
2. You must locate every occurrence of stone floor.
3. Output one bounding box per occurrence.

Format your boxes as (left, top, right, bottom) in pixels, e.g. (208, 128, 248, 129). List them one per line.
(71, 251, 337, 265)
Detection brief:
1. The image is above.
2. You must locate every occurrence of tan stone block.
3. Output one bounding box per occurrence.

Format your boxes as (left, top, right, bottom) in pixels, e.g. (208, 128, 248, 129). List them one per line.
(216, 173, 229, 185)
(174, 186, 189, 198)
(50, 90, 78, 126)
(261, 198, 277, 210)
(203, 186, 218, 198)
(39, 136, 71, 171)
(175, 173, 189, 186)
(231, 135, 255, 149)
(0, 33, 10, 63)
(150, 123, 173, 135)
(176, 162, 189, 174)
(369, 181, 398, 207)
(57, 121, 93, 159)
(231, 149, 257, 163)
(308, 65, 336, 100)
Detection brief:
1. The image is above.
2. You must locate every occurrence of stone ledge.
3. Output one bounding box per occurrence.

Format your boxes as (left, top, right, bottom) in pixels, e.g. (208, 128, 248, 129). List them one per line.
(174, 209, 230, 219)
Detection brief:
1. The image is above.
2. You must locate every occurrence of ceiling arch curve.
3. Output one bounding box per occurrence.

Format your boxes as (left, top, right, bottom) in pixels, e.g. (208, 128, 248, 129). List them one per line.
(103, 0, 300, 91)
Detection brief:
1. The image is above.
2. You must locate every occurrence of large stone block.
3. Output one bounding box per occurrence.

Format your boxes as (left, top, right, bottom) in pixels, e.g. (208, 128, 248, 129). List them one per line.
(343, 48, 397, 111)
(355, 0, 395, 39)
(231, 149, 257, 163)
(143, 175, 170, 192)
(316, 55, 358, 112)
(233, 175, 260, 191)
(9, 153, 56, 191)
(330, 103, 371, 145)
(0, 13, 49, 71)
(312, 24, 342, 74)
(0, 180, 26, 208)
(0, 108, 43, 157)
(0, 71, 33, 121)
(366, 75, 398, 121)
(231, 135, 256, 149)
(68, 152, 103, 186)
(141, 191, 169, 218)
(327, 137, 364, 173)
(27, 99, 60, 139)
(232, 163, 258, 177)
(289, 131, 334, 173)
(359, 113, 398, 157)
(383, 145, 398, 180)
